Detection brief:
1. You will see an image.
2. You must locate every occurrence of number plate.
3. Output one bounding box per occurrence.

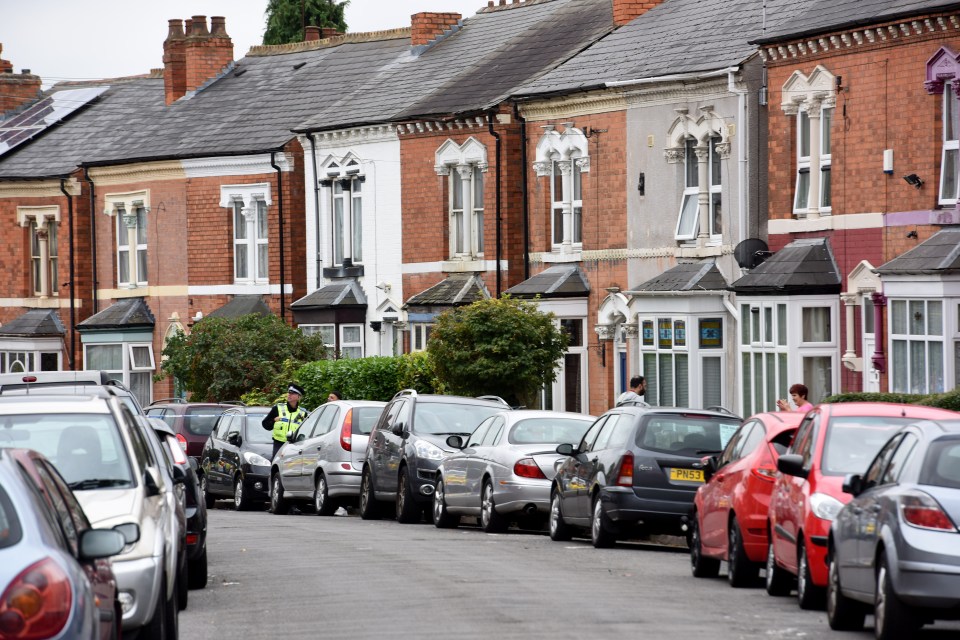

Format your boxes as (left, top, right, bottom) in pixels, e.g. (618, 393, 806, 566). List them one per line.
(670, 467, 704, 483)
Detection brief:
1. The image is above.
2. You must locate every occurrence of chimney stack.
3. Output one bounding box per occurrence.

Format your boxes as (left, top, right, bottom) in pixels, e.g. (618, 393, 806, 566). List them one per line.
(163, 20, 187, 106)
(612, 0, 666, 27)
(163, 16, 233, 104)
(411, 12, 461, 47)
(305, 26, 321, 41)
(0, 44, 42, 116)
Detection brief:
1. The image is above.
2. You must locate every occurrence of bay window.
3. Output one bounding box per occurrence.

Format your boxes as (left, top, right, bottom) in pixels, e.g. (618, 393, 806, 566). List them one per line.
(889, 299, 945, 394)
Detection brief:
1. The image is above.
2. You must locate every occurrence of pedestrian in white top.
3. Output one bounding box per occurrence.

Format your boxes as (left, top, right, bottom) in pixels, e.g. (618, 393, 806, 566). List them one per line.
(616, 375, 649, 407)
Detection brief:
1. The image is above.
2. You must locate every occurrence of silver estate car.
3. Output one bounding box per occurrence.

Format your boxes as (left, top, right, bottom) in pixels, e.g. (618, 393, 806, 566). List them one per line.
(271, 400, 386, 515)
(434, 410, 595, 532)
(826, 419, 960, 640)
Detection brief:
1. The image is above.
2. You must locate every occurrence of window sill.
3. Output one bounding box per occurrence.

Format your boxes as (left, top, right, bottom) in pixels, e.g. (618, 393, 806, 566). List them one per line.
(441, 259, 485, 273)
(676, 244, 722, 259)
(323, 265, 365, 278)
(542, 250, 582, 264)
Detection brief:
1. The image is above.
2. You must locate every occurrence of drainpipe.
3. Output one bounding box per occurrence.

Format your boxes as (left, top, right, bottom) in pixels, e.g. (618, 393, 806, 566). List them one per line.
(60, 179, 76, 370)
(871, 292, 887, 374)
(271, 152, 286, 321)
(514, 102, 529, 280)
(487, 112, 502, 297)
(308, 134, 322, 289)
(83, 168, 99, 314)
(727, 69, 748, 246)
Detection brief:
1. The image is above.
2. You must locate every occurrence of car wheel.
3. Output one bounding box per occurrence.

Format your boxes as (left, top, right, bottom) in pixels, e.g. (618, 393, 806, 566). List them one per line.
(548, 491, 572, 541)
(590, 495, 615, 548)
(765, 537, 793, 597)
(396, 467, 421, 524)
(359, 468, 380, 520)
(690, 512, 720, 578)
(727, 517, 760, 588)
(314, 473, 336, 516)
(187, 547, 208, 590)
(797, 540, 825, 610)
(433, 480, 460, 529)
(826, 552, 866, 630)
(200, 474, 215, 510)
(875, 552, 920, 640)
(480, 480, 508, 533)
(234, 475, 251, 511)
(142, 575, 168, 640)
(269, 473, 289, 515)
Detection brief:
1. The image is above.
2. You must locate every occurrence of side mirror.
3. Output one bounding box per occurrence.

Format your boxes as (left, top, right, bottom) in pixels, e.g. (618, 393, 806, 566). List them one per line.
(446, 435, 465, 449)
(294, 431, 306, 443)
(79, 529, 127, 560)
(227, 432, 241, 446)
(842, 473, 863, 496)
(114, 522, 140, 545)
(391, 422, 405, 437)
(172, 463, 187, 485)
(556, 443, 575, 456)
(143, 469, 162, 496)
(776, 453, 808, 479)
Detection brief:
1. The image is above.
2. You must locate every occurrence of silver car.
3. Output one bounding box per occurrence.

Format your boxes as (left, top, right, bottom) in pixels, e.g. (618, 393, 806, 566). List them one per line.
(827, 419, 960, 640)
(271, 400, 386, 515)
(434, 410, 595, 532)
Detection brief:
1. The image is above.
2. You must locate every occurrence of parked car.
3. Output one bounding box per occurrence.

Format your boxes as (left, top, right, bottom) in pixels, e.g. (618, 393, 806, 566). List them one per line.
(826, 419, 960, 639)
(691, 410, 804, 586)
(767, 402, 958, 609)
(147, 417, 208, 590)
(200, 405, 272, 511)
(145, 400, 237, 461)
(270, 400, 386, 515)
(359, 390, 509, 523)
(0, 391, 184, 638)
(0, 447, 126, 640)
(549, 406, 742, 548)
(0, 370, 144, 415)
(434, 410, 595, 532)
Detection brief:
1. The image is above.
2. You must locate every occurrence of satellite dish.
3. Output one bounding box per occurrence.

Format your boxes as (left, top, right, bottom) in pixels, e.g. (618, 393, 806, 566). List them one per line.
(734, 238, 771, 270)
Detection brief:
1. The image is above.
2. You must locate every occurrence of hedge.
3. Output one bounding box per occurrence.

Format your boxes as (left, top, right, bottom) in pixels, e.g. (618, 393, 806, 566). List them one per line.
(823, 388, 960, 412)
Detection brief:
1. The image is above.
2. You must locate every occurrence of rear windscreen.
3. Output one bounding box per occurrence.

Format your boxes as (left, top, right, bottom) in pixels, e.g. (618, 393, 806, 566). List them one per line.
(821, 417, 913, 475)
(509, 417, 592, 445)
(920, 437, 960, 489)
(413, 403, 502, 436)
(353, 407, 383, 435)
(637, 415, 741, 455)
(184, 408, 226, 436)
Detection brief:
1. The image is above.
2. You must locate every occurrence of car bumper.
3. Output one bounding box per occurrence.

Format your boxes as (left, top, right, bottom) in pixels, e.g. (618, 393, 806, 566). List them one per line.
(409, 462, 442, 503)
(243, 466, 271, 500)
(492, 478, 552, 515)
(328, 467, 362, 498)
(112, 555, 162, 630)
(893, 527, 960, 609)
(601, 486, 695, 534)
(803, 519, 831, 586)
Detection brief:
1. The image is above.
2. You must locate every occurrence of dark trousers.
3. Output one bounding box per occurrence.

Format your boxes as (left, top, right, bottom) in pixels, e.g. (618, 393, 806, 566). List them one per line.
(272, 439, 284, 460)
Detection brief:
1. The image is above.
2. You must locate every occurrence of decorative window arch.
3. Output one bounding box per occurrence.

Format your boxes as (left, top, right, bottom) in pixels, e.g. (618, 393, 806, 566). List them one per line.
(320, 153, 365, 266)
(925, 47, 960, 205)
(533, 126, 589, 252)
(17, 205, 60, 298)
(219, 183, 271, 284)
(435, 137, 488, 258)
(104, 190, 151, 288)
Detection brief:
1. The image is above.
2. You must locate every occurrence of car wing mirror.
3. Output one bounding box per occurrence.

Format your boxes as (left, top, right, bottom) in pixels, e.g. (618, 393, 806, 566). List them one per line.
(446, 435, 465, 449)
(776, 453, 808, 479)
(143, 468, 162, 496)
(113, 522, 140, 545)
(172, 463, 187, 485)
(842, 473, 863, 496)
(227, 433, 241, 446)
(79, 528, 127, 560)
(391, 422, 405, 437)
(556, 443, 575, 456)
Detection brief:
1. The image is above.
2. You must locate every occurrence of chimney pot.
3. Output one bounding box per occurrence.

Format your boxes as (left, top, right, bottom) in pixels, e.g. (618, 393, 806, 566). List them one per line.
(210, 16, 228, 37)
(165, 18, 185, 41)
(21, 69, 29, 74)
(188, 15, 209, 38)
(305, 26, 321, 41)
(499, 0, 506, 5)
(320, 27, 342, 39)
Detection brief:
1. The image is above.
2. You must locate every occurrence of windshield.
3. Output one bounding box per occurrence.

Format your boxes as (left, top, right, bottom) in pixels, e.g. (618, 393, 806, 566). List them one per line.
(637, 415, 741, 455)
(919, 436, 960, 489)
(0, 414, 134, 489)
(508, 417, 592, 445)
(184, 407, 226, 436)
(243, 413, 273, 444)
(413, 403, 502, 436)
(821, 417, 914, 475)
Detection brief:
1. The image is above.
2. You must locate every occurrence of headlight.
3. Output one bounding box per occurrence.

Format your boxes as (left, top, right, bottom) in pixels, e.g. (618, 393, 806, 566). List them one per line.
(810, 492, 844, 521)
(414, 440, 445, 461)
(243, 451, 272, 466)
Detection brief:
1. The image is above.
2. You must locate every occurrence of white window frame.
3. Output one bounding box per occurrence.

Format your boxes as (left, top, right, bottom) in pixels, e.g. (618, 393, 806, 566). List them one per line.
(327, 159, 364, 267)
(533, 127, 589, 255)
(941, 81, 960, 205)
(232, 198, 269, 284)
(639, 315, 690, 408)
(115, 203, 148, 287)
(448, 164, 484, 257)
(820, 107, 833, 212)
(888, 298, 945, 394)
(300, 324, 336, 351)
(83, 342, 154, 405)
(794, 110, 812, 213)
(410, 323, 432, 352)
(19, 207, 60, 299)
(339, 324, 364, 359)
(675, 138, 723, 241)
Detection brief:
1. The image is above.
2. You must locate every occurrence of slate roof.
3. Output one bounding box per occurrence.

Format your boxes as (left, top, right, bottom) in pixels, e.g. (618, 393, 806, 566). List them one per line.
(206, 295, 273, 318)
(290, 280, 367, 309)
(754, 0, 960, 45)
(875, 228, 960, 275)
(404, 274, 489, 307)
(76, 297, 155, 330)
(632, 260, 728, 292)
(504, 264, 590, 298)
(517, 0, 814, 97)
(730, 237, 841, 295)
(0, 309, 65, 337)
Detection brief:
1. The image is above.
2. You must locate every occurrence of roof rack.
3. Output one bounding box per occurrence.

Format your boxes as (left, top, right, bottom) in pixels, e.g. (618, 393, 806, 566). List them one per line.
(148, 398, 187, 405)
(392, 389, 419, 400)
(477, 395, 511, 407)
(219, 401, 247, 406)
(705, 405, 741, 418)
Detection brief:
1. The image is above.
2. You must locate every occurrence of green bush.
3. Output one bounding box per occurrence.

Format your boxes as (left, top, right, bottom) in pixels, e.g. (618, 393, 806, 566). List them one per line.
(822, 389, 960, 412)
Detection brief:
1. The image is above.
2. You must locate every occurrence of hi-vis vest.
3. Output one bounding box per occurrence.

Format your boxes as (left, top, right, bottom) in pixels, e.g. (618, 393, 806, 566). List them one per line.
(271, 403, 307, 443)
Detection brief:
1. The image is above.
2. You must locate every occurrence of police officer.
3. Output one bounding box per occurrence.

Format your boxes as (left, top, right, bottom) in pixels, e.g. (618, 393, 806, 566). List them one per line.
(262, 382, 308, 459)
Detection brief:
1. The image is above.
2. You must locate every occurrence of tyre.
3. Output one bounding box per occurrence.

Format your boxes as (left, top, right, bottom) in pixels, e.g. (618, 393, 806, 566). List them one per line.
(875, 552, 920, 640)
(826, 553, 866, 631)
(690, 513, 721, 578)
(200, 474, 215, 510)
(480, 480, 508, 533)
(548, 492, 572, 541)
(142, 575, 168, 640)
(590, 495, 615, 548)
(234, 475, 251, 511)
(396, 467, 421, 524)
(187, 547, 208, 590)
(727, 517, 760, 588)
(269, 473, 289, 515)
(314, 473, 336, 516)
(359, 468, 381, 520)
(765, 538, 793, 596)
(433, 480, 460, 529)
(797, 540, 825, 610)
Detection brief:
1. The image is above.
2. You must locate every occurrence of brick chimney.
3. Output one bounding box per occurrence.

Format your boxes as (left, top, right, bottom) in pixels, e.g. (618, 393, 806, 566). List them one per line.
(184, 16, 233, 93)
(411, 12, 461, 47)
(612, 0, 666, 26)
(305, 26, 321, 41)
(0, 44, 42, 116)
(162, 20, 187, 106)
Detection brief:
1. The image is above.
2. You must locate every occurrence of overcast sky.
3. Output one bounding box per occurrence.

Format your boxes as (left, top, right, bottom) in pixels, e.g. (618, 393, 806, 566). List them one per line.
(2, 1, 485, 87)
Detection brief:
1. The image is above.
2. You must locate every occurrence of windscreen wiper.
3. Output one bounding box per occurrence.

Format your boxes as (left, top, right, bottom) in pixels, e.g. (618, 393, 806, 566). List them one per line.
(68, 478, 131, 490)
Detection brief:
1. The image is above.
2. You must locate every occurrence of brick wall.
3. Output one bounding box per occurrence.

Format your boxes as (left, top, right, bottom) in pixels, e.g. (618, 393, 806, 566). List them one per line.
(411, 12, 461, 46)
(612, 0, 667, 27)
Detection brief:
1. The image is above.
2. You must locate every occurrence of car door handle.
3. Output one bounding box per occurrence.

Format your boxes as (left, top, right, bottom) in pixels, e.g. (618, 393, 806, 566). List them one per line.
(869, 504, 882, 514)
(591, 458, 598, 464)
(851, 506, 862, 515)
(316, 445, 323, 451)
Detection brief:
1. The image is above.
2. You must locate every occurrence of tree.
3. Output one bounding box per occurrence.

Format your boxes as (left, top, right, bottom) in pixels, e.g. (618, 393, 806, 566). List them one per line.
(263, 0, 349, 45)
(159, 314, 327, 401)
(426, 296, 569, 408)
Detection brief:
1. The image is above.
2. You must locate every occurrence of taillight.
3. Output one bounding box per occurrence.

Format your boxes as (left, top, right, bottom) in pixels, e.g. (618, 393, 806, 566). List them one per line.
(0, 558, 72, 639)
(900, 492, 958, 532)
(513, 458, 547, 479)
(186, 533, 199, 546)
(340, 409, 353, 451)
(616, 452, 634, 487)
(751, 464, 777, 482)
(176, 433, 188, 452)
(169, 438, 188, 466)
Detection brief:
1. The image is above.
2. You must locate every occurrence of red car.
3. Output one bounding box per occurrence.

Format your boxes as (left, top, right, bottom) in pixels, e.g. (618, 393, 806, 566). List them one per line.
(691, 411, 804, 586)
(766, 402, 958, 609)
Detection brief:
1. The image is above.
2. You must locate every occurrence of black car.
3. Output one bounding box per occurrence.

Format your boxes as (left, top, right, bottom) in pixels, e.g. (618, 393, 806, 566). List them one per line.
(549, 405, 741, 548)
(359, 390, 509, 523)
(199, 406, 272, 511)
